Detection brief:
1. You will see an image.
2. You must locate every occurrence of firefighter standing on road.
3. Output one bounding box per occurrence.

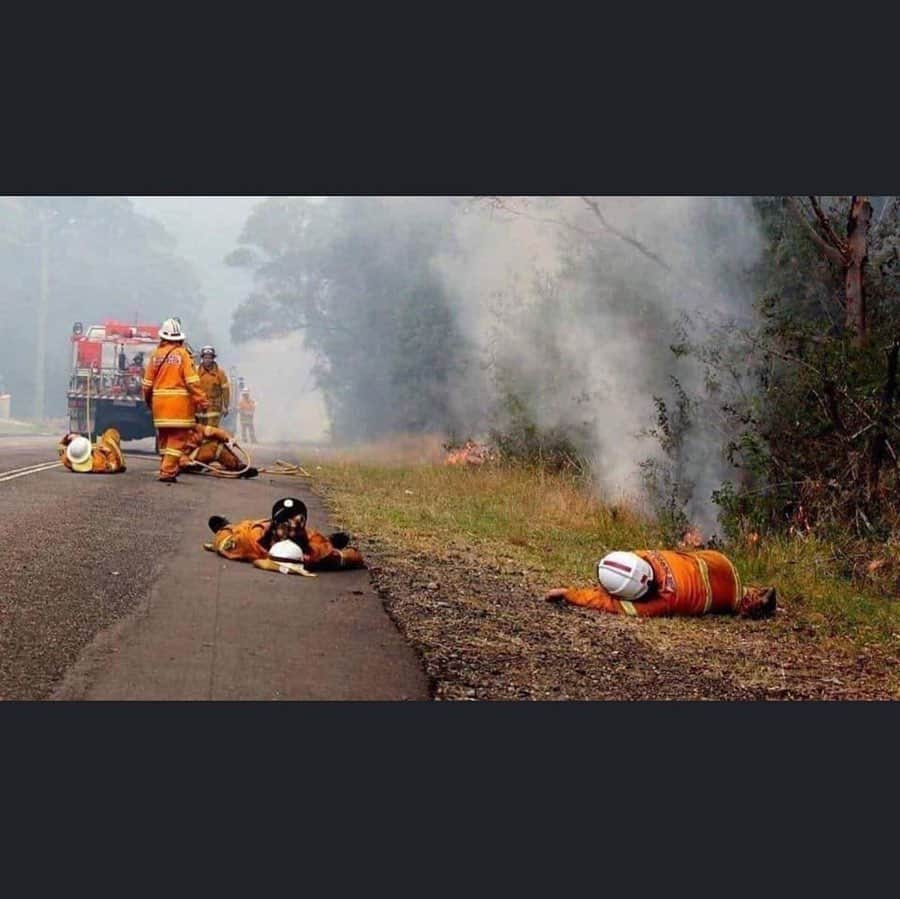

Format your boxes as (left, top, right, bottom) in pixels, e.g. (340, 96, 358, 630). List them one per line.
(196, 345, 230, 429)
(142, 318, 209, 483)
(238, 387, 257, 443)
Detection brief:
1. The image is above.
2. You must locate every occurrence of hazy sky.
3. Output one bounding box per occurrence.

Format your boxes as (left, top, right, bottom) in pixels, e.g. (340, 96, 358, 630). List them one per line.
(129, 196, 329, 442)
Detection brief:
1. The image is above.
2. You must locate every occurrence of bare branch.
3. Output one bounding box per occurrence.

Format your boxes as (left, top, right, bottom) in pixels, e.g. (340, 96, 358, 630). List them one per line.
(482, 196, 607, 242)
(580, 197, 672, 272)
(739, 332, 824, 378)
(808, 196, 847, 254)
(874, 196, 896, 233)
(788, 197, 846, 266)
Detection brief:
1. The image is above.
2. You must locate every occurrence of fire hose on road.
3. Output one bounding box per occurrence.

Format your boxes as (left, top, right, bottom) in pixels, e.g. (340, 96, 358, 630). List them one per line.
(183, 440, 255, 478)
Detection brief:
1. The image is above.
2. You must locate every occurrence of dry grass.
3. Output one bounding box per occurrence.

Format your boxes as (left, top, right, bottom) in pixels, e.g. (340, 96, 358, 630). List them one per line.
(308, 457, 663, 581)
(299, 451, 900, 697)
(311, 456, 900, 640)
(303, 433, 449, 467)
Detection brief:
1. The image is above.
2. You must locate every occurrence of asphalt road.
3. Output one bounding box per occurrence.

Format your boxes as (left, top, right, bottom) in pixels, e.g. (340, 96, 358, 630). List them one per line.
(0, 435, 428, 701)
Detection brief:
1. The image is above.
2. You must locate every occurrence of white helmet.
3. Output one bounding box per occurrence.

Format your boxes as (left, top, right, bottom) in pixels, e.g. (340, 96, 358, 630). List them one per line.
(66, 436, 93, 472)
(200, 345, 216, 357)
(268, 540, 304, 563)
(159, 318, 186, 341)
(597, 551, 654, 601)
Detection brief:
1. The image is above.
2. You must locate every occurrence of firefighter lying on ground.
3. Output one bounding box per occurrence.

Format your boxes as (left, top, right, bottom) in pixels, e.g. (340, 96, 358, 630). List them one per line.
(141, 317, 209, 483)
(543, 549, 777, 619)
(58, 428, 126, 473)
(177, 424, 259, 478)
(204, 497, 366, 572)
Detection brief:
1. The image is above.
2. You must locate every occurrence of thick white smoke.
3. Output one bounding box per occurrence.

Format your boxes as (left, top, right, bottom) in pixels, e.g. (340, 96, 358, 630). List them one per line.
(235, 333, 329, 444)
(435, 197, 764, 533)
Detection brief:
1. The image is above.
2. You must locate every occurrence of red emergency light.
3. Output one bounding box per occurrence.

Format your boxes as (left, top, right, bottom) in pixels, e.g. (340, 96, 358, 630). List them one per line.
(104, 320, 160, 340)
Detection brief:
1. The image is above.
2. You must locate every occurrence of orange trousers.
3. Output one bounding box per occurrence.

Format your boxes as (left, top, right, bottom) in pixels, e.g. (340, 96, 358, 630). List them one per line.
(157, 427, 192, 479)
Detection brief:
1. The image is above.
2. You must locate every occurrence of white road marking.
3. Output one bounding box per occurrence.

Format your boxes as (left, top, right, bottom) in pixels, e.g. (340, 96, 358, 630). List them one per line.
(0, 461, 63, 482)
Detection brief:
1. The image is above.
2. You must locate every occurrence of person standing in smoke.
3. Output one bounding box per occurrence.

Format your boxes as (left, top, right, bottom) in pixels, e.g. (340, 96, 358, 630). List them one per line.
(238, 388, 257, 443)
(196, 345, 231, 429)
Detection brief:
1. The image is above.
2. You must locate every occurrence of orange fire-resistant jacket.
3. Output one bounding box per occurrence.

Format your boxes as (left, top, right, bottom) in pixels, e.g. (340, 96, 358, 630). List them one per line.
(557, 550, 743, 617)
(58, 428, 126, 473)
(142, 341, 208, 428)
(197, 364, 230, 420)
(180, 424, 243, 471)
(210, 518, 272, 561)
(209, 518, 365, 570)
(237, 395, 256, 420)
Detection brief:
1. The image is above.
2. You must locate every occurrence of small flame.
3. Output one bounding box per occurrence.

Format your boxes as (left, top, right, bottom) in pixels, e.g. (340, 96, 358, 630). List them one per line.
(444, 440, 496, 466)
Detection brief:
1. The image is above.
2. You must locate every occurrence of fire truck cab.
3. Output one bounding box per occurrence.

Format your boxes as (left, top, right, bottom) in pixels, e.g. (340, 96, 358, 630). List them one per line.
(68, 319, 161, 441)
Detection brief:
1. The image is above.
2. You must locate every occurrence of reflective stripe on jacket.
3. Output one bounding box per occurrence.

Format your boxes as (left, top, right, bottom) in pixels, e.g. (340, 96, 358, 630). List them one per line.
(142, 342, 207, 428)
(182, 425, 243, 471)
(198, 365, 230, 411)
(210, 518, 365, 570)
(559, 550, 743, 617)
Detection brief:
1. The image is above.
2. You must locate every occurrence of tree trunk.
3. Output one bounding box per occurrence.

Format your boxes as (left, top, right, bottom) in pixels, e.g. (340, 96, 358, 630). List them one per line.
(844, 196, 872, 346)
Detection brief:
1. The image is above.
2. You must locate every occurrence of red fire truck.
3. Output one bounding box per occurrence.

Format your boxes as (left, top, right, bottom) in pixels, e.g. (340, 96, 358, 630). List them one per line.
(67, 319, 162, 440)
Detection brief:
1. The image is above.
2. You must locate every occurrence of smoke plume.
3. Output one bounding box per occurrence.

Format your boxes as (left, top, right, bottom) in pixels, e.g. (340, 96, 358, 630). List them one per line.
(434, 197, 764, 533)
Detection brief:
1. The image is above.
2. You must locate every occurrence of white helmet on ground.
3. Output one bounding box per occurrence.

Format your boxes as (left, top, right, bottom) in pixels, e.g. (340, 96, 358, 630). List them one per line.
(159, 318, 186, 341)
(66, 436, 93, 472)
(268, 540, 304, 563)
(597, 551, 654, 601)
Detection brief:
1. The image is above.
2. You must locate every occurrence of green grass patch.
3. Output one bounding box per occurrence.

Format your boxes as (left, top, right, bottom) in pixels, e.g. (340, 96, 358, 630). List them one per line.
(307, 457, 900, 647)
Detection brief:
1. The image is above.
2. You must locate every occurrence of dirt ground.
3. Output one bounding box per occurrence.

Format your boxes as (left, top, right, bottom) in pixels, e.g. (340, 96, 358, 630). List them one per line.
(349, 533, 900, 701)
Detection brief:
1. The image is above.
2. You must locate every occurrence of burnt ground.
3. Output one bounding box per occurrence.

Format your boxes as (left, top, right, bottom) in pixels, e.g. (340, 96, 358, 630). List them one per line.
(349, 534, 900, 701)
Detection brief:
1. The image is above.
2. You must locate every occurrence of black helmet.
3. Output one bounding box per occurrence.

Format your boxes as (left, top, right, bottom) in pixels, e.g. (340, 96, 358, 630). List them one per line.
(272, 497, 307, 525)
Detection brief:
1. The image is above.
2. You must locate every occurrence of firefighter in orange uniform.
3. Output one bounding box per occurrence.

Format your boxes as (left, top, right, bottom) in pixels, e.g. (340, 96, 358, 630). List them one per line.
(196, 345, 230, 429)
(141, 318, 209, 483)
(178, 423, 259, 478)
(237, 388, 257, 443)
(204, 497, 366, 571)
(544, 549, 777, 619)
(58, 428, 126, 473)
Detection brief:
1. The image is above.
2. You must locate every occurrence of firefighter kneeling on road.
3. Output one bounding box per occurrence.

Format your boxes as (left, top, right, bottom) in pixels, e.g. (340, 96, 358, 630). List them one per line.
(59, 428, 126, 473)
(204, 497, 366, 573)
(196, 345, 230, 429)
(142, 317, 209, 483)
(544, 549, 777, 619)
(178, 423, 259, 478)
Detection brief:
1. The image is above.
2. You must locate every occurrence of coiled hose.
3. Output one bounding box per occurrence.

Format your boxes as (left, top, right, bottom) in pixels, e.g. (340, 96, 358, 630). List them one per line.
(184, 441, 254, 478)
